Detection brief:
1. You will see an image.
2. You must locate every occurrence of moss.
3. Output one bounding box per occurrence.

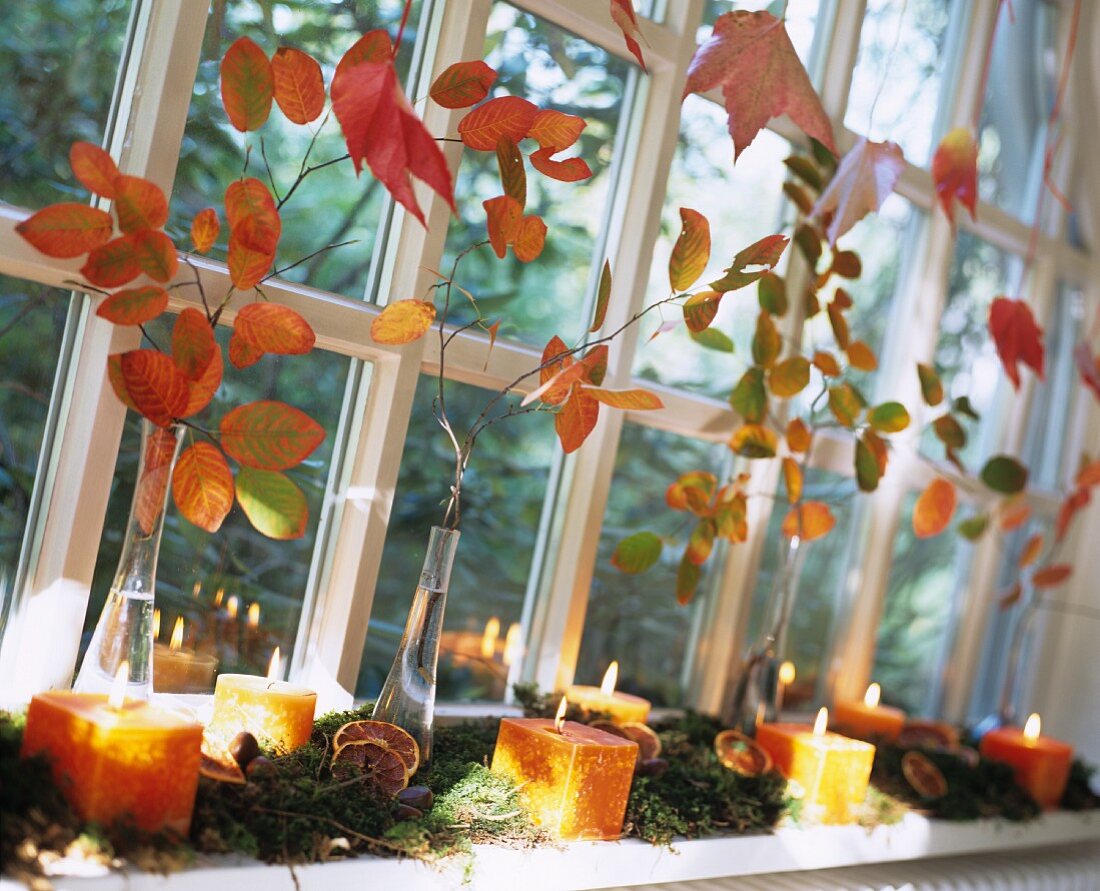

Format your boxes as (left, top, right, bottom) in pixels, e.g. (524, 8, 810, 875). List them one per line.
(1061, 759, 1100, 811)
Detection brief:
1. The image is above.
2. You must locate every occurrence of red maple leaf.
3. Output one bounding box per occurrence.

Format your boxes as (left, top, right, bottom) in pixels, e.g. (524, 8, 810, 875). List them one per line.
(988, 297, 1044, 389)
(682, 10, 835, 161)
(931, 127, 978, 224)
(812, 138, 904, 244)
(1074, 341, 1100, 402)
(610, 0, 648, 72)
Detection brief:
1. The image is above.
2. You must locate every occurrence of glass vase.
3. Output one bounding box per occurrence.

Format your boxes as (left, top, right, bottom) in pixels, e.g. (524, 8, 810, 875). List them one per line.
(373, 525, 460, 768)
(73, 419, 183, 699)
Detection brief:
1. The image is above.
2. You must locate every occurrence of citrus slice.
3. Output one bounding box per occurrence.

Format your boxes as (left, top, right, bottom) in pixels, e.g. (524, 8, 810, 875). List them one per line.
(619, 722, 661, 761)
(333, 739, 410, 796)
(897, 719, 959, 750)
(901, 750, 948, 799)
(589, 720, 630, 739)
(714, 729, 773, 776)
(200, 751, 246, 784)
(332, 720, 420, 774)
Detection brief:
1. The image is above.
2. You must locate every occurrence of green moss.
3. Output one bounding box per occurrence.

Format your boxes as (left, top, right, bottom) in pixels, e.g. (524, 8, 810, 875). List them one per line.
(1061, 759, 1100, 811)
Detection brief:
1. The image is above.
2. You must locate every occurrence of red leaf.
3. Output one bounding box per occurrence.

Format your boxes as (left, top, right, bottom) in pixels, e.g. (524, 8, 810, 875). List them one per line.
(1032, 564, 1072, 589)
(332, 58, 455, 226)
(190, 208, 220, 254)
(931, 127, 978, 224)
(16, 203, 113, 259)
(683, 10, 835, 161)
(113, 175, 169, 234)
(271, 47, 325, 125)
(69, 142, 119, 198)
(511, 215, 547, 262)
(483, 195, 522, 259)
(669, 208, 711, 292)
(336, 31, 392, 78)
(812, 138, 904, 244)
(107, 356, 138, 413)
(229, 329, 265, 369)
(989, 297, 1044, 389)
(182, 343, 223, 417)
(172, 442, 234, 533)
(528, 147, 592, 183)
(221, 36, 273, 132)
(220, 400, 326, 470)
(96, 285, 168, 325)
(81, 235, 142, 287)
(225, 178, 281, 254)
(539, 335, 577, 406)
(913, 478, 957, 538)
(555, 389, 600, 454)
(527, 109, 585, 151)
(457, 96, 539, 151)
(1055, 486, 1090, 542)
(134, 428, 179, 535)
(129, 229, 178, 282)
(234, 302, 315, 355)
(227, 236, 273, 291)
(111, 349, 190, 427)
(1073, 341, 1100, 402)
(429, 60, 497, 109)
(610, 0, 648, 72)
(172, 307, 216, 380)
(370, 299, 436, 345)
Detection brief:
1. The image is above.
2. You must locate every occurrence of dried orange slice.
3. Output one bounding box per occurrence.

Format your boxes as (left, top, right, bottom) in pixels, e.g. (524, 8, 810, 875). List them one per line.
(200, 751, 246, 784)
(897, 719, 959, 750)
(589, 720, 629, 739)
(333, 740, 409, 796)
(619, 722, 661, 761)
(901, 750, 948, 799)
(333, 720, 420, 774)
(714, 729, 773, 776)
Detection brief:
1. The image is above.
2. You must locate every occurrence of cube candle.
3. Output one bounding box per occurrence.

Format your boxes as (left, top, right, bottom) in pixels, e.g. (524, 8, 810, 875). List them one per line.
(832, 683, 906, 742)
(565, 661, 651, 725)
(206, 674, 316, 752)
(979, 713, 1073, 809)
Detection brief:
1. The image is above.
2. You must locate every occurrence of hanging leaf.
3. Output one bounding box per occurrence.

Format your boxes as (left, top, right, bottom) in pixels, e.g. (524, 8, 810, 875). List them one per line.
(751, 311, 781, 367)
(988, 297, 1044, 389)
(190, 208, 220, 253)
(457, 95, 539, 151)
(998, 496, 1031, 531)
(669, 208, 711, 292)
(846, 340, 877, 371)
(786, 417, 811, 452)
(999, 583, 1023, 611)
(917, 362, 944, 406)
(854, 434, 882, 492)
(172, 307, 217, 380)
(683, 10, 835, 160)
(826, 299, 850, 349)
(1032, 564, 1072, 589)
(370, 299, 437, 345)
(714, 489, 748, 542)
(782, 457, 802, 503)
(956, 514, 989, 541)
(182, 343, 223, 417)
(931, 127, 978, 224)
(590, 259, 612, 332)
(271, 47, 325, 124)
(1074, 342, 1100, 402)
(913, 478, 956, 539)
(110, 349, 191, 427)
(130, 229, 178, 282)
(113, 175, 169, 234)
(335, 31, 392, 77)
(768, 356, 810, 398)
(729, 423, 778, 458)
(730, 367, 766, 423)
(527, 109, 586, 151)
(780, 501, 835, 541)
(81, 235, 141, 288)
(683, 291, 720, 333)
(511, 214, 547, 262)
(676, 553, 701, 605)
(234, 302, 315, 356)
(612, 531, 663, 573)
(812, 138, 905, 244)
(757, 273, 787, 316)
(554, 388, 600, 454)
(429, 60, 497, 109)
(812, 350, 841, 377)
(1018, 534, 1044, 569)
(172, 442, 234, 533)
(496, 137, 527, 207)
(784, 155, 822, 190)
(16, 203, 113, 259)
(582, 387, 664, 410)
(229, 329, 264, 370)
(686, 520, 716, 566)
(225, 178, 281, 254)
(610, 0, 648, 71)
(832, 250, 862, 279)
(235, 467, 308, 540)
(220, 36, 274, 132)
(95, 285, 168, 325)
(227, 236, 273, 290)
(483, 194, 522, 259)
(528, 147, 592, 183)
(980, 454, 1029, 494)
(710, 234, 789, 292)
(106, 356, 138, 413)
(690, 328, 734, 352)
(220, 400, 325, 471)
(666, 471, 717, 513)
(1055, 486, 1090, 541)
(827, 383, 861, 427)
(867, 401, 910, 433)
(932, 414, 967, 450)
(783, 181, 814, 214)
(70, 142, 119, 198)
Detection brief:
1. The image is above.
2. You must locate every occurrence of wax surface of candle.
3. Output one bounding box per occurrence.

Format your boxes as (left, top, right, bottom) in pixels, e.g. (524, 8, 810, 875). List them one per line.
(491, 718, 638, 840)
(207, 674, 316, 752)
(565, 663, 651, 725)
(832, 684, 906, 742)
(980, 721, 1073, 809)
(21, 692, 203, 833)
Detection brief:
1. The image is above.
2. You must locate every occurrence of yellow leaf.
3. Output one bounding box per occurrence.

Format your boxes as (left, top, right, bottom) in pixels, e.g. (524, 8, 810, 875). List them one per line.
(729, 424, 778, 458)
(786, 418, 811, 453)
(782, 457, 802, 504)
(846, 339, 878, 371)
(371, 299, 436, 345)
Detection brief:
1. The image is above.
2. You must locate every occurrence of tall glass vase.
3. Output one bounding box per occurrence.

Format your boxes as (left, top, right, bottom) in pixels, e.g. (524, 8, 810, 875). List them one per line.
(997, 585, 1039, 726)
(74, 419, 183, 699)
(373, 525, 460, 768)
(727, 535, 806, 732)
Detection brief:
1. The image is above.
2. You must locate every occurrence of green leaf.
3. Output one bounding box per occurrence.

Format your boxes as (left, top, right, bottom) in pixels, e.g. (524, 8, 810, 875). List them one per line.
(690, 328, 734, 352)
(782, 181, 814, 214)
(783, 155, 822, 190)
(917, 363, 943, 406)
(794, 224, 822, 267)
(810, 138, 837, 172)
(751, 311, 781, 367)
(855, 437, 881, 492)
(828, 384, 861, 427)
(676, 553, 701, 605)
(611, 531, 663, 573)
(235, 467, 308, 540)
(932, 413, 967, 449)
(589, 259, 611, 332)
(956, 514, 990, 541)
(757, 273, 788, 316)
(730, 367, 767, 423)
(768, 356, 810, 398)
(954, 395, 980, 421)
(980, 455, 1029, 494)
(867, 401, 910, 433)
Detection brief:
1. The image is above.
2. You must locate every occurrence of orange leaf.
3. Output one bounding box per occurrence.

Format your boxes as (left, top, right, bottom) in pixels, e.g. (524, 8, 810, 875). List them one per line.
(129, 230, 178, 283)
(113, 175, 168, 234)
(225, 178, 281, 254)
(133, 441, 175, 536)
(846, 339, 877, 371)
(69, 142, 119, 198)
(998, 497, 1031, 531)
(527, 109, 586, 151)
(1077, 459, 1100, 488)
(666, 471, 717, 514)
(812, 350, 841, 377)
(523, 360, 588, 407)
(1032, 564, 1072, 589)
(16, 203, 113, 259)
(989, 296, 1044, 390)
(554, 389, 600, 454)
(610, 0, 648, 71)
(786, 417, 811, 452)
(683, 291, 720, 333)
(111, 349, 191, 427)
(496, 136, 527, 207)
(106, 355, 138, 413)
(781, 501, 835, 541)
(539, 336, 577, 406)
(190, 208, 220, 253)
(709, 233, 789, 292)
(782, 457, 802, 504)
(220, 400, 325, 470)
(271, 47, 325, 124)
(528, 147, 592, 183)
(81, 235, 142, 288)
(669, 208, 711, 292)
(999, 582, 1022, 611)
(229, 329, 264, 369)
(172, 307, 216, 380)
(1018, 534, 1043, 569)
(686, 520, 716, 565)
(483, 194, 522, 258)
(729, 423, 778, 458)
(96, 286, 168, 325)
(913, 478, 956, 539)
(234, 302, 315, 355)
(931, 127, 977, 224)
(182, 343, 223, 416)
(172, 442, 234, 533)
(371, 299, 436, 345)
(429, 60, 497, 109)
(457, 96, 539, 151)
(512, 215, 547, 262)
(581, 387, 663, 410)
(227, 236, 273, 290)
(220, 36, 273, 132)
(1055, 486, 1090, 542)
(812, 138, 905, 244)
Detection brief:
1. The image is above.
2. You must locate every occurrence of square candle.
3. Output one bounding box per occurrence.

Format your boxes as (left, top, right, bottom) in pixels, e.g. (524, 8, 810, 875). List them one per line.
(21, 692, 203, 834)
(979, 715, 1074, 809)
(491, 718, 638, 840)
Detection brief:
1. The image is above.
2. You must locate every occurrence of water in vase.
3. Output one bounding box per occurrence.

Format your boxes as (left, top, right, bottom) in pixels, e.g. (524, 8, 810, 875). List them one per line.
(74, 588, 155, 694)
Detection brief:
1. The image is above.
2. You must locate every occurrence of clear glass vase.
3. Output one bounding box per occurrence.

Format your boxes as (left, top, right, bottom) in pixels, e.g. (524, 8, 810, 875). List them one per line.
(373, 525, 460, 768)
(73, 419, 183, 699)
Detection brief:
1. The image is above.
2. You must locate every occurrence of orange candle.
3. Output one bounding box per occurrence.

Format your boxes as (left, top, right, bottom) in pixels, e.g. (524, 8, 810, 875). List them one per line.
(566, 661, 651, 725)
(757, 707, 875, 824)
(21, 663, 203, 834)
(980, 713, 1073, 809)
(832, 682, 906, 742)
(491, 697, 638, 840)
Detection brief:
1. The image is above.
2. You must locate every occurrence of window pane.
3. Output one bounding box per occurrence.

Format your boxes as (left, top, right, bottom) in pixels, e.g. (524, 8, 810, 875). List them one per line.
(576, 425, 727, 707)
(171, 0, 422, 300)
(701, 1, 820, 64)
(86, 321, 352, 689)
(357, 376, 555, 702)
(633, 95, 789, 396)
(442, 3, 633, 347)
(0, 0, 133, 208)
(845, 0, 952, 164)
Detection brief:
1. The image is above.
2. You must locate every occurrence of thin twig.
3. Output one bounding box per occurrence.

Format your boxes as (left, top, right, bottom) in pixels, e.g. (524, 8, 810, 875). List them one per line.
(138, 323, 163, 353)
(278, 154, 350, 210)
(182, 256, 213, 321)
(264, 240, 358, 282)
(259, 136, 284, 205)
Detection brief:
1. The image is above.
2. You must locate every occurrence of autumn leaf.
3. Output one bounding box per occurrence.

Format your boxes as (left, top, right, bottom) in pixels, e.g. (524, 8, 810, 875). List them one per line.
(913, 478, 956, 538)
(234, 302, 315, 356)
(827, 383, 862, 427)
(1074, 342, 1100, 402)
(172, 442, 234, 533)
(780, 501, 835, 541)
(730, 367, 766, 423)
(786, 418, 811, 452)
(999, 583, 1022, 610)
(758, 273, 787, 316)
(229, 330, 264, 370)
(110, 349, 191, 427)
(271, 47, 325, 124)
(676, 553, 701, 605)
(220, 400, 325, 471)
(832, 250, 862, 278)
(956, 514, 989, 541)
(81, 236, 141, 288)
(430, 60, 498, 109)
(113, 175, 168, 234)
(590, 259, 611, 332)
(931, 127, 978, 224)
(225, 178, 281, 254)
(752, 311, 781, 367)
(867, 401, 910, 433)
(669, 208, 710, 292)
(610, 0, 648, 71)
(371, 299, 437, 345)
(496, 137, 526, 207)
(683, 10, 834, 161)
(133, 430, 176, 535)
(1055, 486, 1090, 541)
(555, 388, 600, 454)
(484, 195, 522, 259)
(768, 356, 810, 398)
(683, 291, 719, 333)
(782, 457, 802, 503)
(172, 307, 217, 380)
(221, 36, 274, 132)
(581, 387, 663, 410)
(998, 496, 1031, 531)
(812, 138, 904, 244)
(69, 142, 119, 198)
(129, 230, 178, 283)
(813, 350, 841, 377)
(511, 214, 548, 262)
(529, 147, 591, 183)
(528, 110, 586, 151)
(855, 433, 882, 492)
(846, 340, 877, 371)
(235, 467, 308, 540)
(16, 203, 113, 259)
(714, 489, 749, 543)
(729, 423, 778, 458)
(988, 297, 1044, 389)
(980, 454, 1029, 494)
(190, 208, 220, 253)
(932, 413, 967, 449)
(227, 236, 273, 291)
(612, 531, 662, 573)
(182, 344, 223, 417)
(666, 471, 717, 514)
(710, 234, 789, 292)
(1018, 534, 1043, 568)
(96, 286, 168, 325)
(457, 95, 539, 151)
(1032, 564, 1072, 589)
(917, 362, 944, 406)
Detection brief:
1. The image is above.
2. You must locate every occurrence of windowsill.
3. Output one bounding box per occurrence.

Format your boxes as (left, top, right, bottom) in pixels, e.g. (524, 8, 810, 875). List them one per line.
(8, 810, 1096, 891)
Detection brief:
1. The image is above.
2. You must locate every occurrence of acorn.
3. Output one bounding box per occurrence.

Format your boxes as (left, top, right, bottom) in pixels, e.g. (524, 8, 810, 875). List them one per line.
(394, 804, 423, 821)
(229, 731, 260, 770)
(245, 755, 276, 780)
(397, 785, 434, 811)
(637, 757, 668, 777)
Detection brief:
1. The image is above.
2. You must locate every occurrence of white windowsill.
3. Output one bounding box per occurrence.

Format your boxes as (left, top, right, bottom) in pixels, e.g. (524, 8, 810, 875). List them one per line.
(5, 810, 1096, 891)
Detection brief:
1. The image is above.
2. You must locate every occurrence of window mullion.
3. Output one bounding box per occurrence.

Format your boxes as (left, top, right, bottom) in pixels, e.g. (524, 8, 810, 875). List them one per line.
(817, 0, 866, 123)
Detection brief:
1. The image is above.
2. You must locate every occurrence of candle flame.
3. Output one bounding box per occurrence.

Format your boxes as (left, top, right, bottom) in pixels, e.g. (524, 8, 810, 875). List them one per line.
(481, 617, 501, 659)
(778, 661, 796, 686)
(1024, 712, 1041, 742)
(192, 581, 202, 598)
(214, 587, 224, 607)
(170, 616, 185, 652)
(600, 661, 619, 696)
(864, 682, 881, 708)
(153, 608, 161, 640)
(813, 707, 828, 737)
(502, 622, 523, 667)
(267, 647, 282, 681)
(554, 696, 568, 732)
(754, 701, 766, 729)
(247, 602, 260, 628)
(226, 595, 239, 619)
(109, 661, 129, 709)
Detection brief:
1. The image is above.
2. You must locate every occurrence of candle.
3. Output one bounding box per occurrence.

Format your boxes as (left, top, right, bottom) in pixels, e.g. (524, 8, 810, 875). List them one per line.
(206, 648, 317, 752)
(832, 682, 906, 742)
(481, 616, 501, 660)
(21, 663, 203, 833)
(776, 661, 796, 715)
(566, 661, 651, 725)
(491, 697, 638, 840)
(153, 617, 217, 693)
(979, 713, 1073, 809)
(247, 602, 260, 628)
(502, 622, 523, 667)
(756, 707, 875, 824)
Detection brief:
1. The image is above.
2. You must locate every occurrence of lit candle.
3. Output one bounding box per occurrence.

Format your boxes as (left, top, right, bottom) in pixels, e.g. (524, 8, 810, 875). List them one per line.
(192, 581, 202, 599)
(756, 707, 876, 824)
(247, 602, 260, 628)
(153, 608, 162, 640)
(979, 713, 1073, 809)
(205, 648, 317, 753)
(481, 616, 501, 660)
(153, 617, 217, 693)
(226, 595, 239, 620)
(832, 682, 906, 742)
(566, 661, 651, 725)
(491, 697, 638, 840)
(214, 587, 225, 608)
(502, 622, 523, 667)
(776, 661, 796, 715)
(21, 663, 203, 833)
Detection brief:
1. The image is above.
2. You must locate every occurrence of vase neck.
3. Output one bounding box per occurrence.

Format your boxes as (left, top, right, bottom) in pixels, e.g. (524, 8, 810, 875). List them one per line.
(758, 536, 805, 656)
(419, 526, 460, 593)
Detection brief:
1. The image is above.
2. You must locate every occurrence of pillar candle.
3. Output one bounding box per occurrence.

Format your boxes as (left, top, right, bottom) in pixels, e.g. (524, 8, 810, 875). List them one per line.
(832, 682, 906, 742)
(566, 661, 651, 725)
(756, 707, 875, 824)
(153, 617, 217, 693)
(979, 713, 1073, 809)
(491, 699, 638, 840)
